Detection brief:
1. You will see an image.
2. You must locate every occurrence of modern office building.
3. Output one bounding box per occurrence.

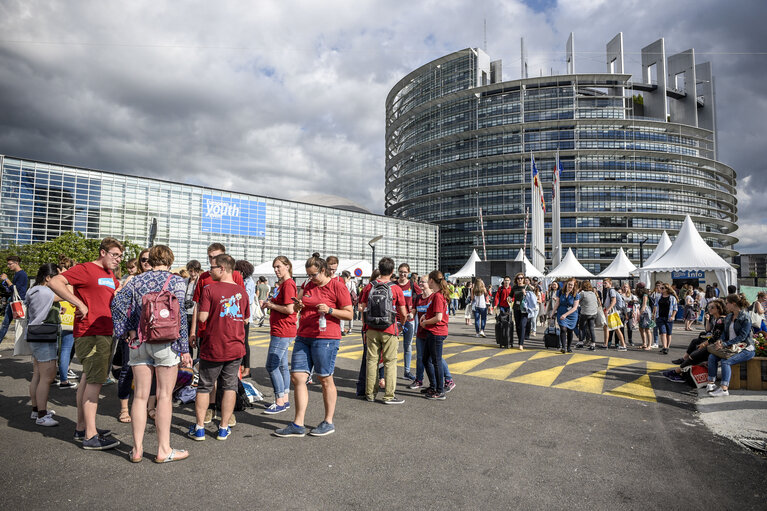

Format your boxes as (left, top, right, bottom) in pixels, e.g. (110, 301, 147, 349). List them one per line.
(735, 253, 767, 278)
(385, 34, 738, 273)
(0, 155, 439, 274)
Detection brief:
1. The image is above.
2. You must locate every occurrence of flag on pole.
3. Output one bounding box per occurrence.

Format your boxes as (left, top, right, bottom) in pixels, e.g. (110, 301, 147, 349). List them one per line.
(532, 156, 546, 213)
(530, 153, 546, 272)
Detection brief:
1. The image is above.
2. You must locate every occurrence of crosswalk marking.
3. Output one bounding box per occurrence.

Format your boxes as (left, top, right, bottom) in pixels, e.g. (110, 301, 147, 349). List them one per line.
(527, 351, 562, 361)
(466, 360, 526, 380)
(449, 356, 493, 374)
(553, 370, 609, 395)
(508, 364, 568, 387)
(606, 374, 656, 402)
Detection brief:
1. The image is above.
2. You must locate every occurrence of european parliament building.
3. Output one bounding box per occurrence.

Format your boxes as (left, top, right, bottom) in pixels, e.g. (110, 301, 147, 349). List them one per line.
(385, 34, 738, 273)
(0, 155, 439, 274)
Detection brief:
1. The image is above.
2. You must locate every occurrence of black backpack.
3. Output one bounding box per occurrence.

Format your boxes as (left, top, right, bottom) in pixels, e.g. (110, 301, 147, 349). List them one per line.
(365, 281, 396, 330)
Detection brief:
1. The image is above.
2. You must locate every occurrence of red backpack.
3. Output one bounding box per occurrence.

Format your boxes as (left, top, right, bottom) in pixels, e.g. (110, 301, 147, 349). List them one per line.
(139, 274, 181, 344)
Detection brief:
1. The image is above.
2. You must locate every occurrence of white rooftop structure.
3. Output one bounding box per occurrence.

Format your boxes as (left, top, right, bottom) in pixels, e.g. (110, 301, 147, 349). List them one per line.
(597, 247, 637, 279)
(451, 249, 482, 279)
(513, 249, 545, 278)
(546, 248, 595, 279)
(642, 231, 673, 266)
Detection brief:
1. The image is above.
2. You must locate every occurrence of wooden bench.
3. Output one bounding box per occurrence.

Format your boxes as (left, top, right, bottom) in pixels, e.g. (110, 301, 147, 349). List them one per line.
(729, 357, 767, 390)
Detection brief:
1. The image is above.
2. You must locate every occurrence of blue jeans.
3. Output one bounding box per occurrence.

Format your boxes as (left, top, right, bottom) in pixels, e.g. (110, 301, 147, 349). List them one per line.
(0, 303, 12, 342)
(58, 331, 75, 382)
(423, 332, 447, 393)
(450, 298, 458, 315)
(474, 307, 487, 334)
(708, 349, 755, 387)
(656, 317, 673, 335)
(266, 336, 292, 399)
(415, 336, 451, 383)
(653, 325, 659, 344)
(401, 320, 414, 374)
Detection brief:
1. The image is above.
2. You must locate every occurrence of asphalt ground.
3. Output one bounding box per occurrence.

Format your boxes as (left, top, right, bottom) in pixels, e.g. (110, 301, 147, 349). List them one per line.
(1, 318, 765, 510)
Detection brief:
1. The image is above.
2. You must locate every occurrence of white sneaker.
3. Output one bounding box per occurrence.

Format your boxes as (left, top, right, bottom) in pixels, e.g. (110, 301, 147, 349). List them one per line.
(480, 330, 486, 338)
(475, 333, 480, 338)
(651, 343, 659, 349)
(67, 369, 77, 379)
(31, 409, 55, 420)
(706, 383, 717, 393)
(709, 388, 729, 397)
(36, 413, 59, 427)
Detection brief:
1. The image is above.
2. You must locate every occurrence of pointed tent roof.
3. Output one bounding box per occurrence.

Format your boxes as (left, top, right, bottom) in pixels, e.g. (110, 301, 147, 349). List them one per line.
(642, 231, 673, 267)
(597, 247, 637, 278)
(546, 248, 595, 279)
(451, 249, 482, 279)
(641, 216, 735, 272)
(513, 249, 545, 278)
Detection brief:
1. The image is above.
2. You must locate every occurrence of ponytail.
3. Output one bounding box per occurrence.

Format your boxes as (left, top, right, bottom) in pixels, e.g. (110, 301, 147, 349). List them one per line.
(428, 270, 451, 300)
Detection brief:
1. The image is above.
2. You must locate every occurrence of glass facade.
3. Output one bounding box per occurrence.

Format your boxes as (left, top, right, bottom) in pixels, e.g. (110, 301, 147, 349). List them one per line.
(0, 156, 439, 274)
(385, 48, 738, 273)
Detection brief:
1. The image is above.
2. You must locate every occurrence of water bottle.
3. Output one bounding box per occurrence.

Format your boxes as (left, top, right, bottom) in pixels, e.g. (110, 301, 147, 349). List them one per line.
(319, 312, 327, 332)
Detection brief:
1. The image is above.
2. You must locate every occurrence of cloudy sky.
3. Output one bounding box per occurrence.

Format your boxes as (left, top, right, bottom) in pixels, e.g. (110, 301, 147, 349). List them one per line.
(1, 0, 765, 251)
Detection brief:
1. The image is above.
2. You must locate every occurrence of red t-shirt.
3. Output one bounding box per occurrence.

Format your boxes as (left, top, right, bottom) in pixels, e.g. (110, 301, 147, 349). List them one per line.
(270, 278, 298, 338)
(395, 280, 422, 319)
(414, 292, 431, 338)
(198, 281, 249, 362)
(64, 262, 120, 338)
(193, 270, 244, 336)
(494, 285, 512, 308)
(424, 292, 449, 336)
(360, 279, 407, 335)
(297, 278, 352, 339)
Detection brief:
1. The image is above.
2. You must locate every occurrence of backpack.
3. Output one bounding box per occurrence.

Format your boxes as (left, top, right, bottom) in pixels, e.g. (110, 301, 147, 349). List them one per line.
(139, 274, 181, 344)
(365, 281, 396, 330)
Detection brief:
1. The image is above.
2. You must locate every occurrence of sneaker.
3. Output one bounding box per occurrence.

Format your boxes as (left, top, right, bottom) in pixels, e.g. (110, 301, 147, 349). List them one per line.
(309, 421, 336, 436)
(103, 376, 116, 385)
(383, 397, 405, 405)
(67, 369, 77, 380)
(706, 383, 717, 393)
(408, 380, 423, 390)
(58, 381, 78, 389)
(30, 409, 55, 420)
(617, 346, 627, 352)
(709, 388, 729, 397)
(596, 345, 607, 350)
(306, 377, 314, 385)
(575, 343, 584, 349)
(187, 424, 206, 441)
(663, 370, 685, 383)
(651, 343, 659, 349)
(403, 372, 416, 381)
(217, 426, 231, 440)
(228, 415, 236, 428)
(36, 413, 59, 427)
(661, 348, 669, 355)
(82, 434, 120, 450)
(475, 333, 480, 338)
(671, 358, 685, 365)
(426, 391, 446, 400)
(420, 387, 435, 394)
(274, 422, 307, 438)
(73, 428, 112, 442)
(284, 401, 291, 410)
(264, 403, 288, 415)
(480, 330, 486, 338)
(204, 409, 213, 424)
(444, 380, 456, 393)
(588, 344, 596, 351)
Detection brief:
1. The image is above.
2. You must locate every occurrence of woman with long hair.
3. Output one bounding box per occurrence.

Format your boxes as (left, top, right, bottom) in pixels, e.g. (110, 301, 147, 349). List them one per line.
(552, 278, 581, 353)
(472, 278, 491, 338)
(261, 256, 297, 414)
(421, 270, 451, 400)
(663, 299, 726, 383)
(654, 282, 678, 355)
(636, 283, 653, 350)
(274, 254, 353, 437)
(706, 294, 755, 396)
(510, 273, 529, 349)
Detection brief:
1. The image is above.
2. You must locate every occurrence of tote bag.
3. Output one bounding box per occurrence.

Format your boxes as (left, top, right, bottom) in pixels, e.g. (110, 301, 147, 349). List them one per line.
(13, 318, 31, 356)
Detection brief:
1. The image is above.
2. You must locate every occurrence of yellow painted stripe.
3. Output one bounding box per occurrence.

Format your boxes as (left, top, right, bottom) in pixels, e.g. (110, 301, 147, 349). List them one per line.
(527, 351, 564, 361)
(449, 356, 492, 375)
(605, 374, 656, 402)
(466, 360, 526, 381)
(606, 357, 642, 371)
(507, 364, 567, 387)
(553, 369, 608, 394)
(460, 345, 497, 354)
(646, 361, 676, 373)
(565, 354, 606, 365)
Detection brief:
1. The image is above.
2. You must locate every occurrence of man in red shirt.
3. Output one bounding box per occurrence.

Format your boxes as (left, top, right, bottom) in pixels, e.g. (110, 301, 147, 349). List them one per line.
(188, 254, 249, 441)
(49, 237, 123, 450)
(396, 263, 421, 380)
(360, 258, 408, 404)
(189, 243, 245, 425)
(494, 276, 513, 313)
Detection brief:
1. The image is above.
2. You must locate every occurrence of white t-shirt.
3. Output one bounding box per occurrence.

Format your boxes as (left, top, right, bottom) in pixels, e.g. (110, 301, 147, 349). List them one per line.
(472, 294, 487, 309)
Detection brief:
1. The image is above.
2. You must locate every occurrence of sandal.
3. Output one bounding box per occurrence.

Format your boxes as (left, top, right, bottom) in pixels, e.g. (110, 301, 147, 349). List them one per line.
(118, 409, 132, 423)
(148, 408, 156, 421)
(154, 448, 189, 464)
(129, 449, 143, 463)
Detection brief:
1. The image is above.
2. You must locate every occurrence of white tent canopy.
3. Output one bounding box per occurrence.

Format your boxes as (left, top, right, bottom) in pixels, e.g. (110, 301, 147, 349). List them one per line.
(597, 247, 637, 279)
(641, 231, 673, 267)
(252, 258, 372, 279)
(637, 216, 737, 289)
(546, 248, 595, 279)
(451, 249, 482, 279)
(337, 259, 373, 279)
(513, 249, 545, 278)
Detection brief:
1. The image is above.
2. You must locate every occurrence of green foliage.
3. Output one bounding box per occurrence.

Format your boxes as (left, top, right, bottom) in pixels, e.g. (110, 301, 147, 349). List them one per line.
(0, 232, 143, 278)
(632, 94, 644, 105)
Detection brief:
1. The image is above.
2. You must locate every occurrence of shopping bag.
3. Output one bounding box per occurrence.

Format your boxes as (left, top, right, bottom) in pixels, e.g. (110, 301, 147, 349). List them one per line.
(13, 318, 31, 356)
(607, 311, 623, 330)
(596, 308, 606, 328)
(10, 287, 25, 319)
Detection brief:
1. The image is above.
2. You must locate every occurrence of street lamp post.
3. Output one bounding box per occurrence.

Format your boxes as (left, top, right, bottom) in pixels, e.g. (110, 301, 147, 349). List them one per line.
(368, 235, 383, 275)
(639, 237, 649, 267)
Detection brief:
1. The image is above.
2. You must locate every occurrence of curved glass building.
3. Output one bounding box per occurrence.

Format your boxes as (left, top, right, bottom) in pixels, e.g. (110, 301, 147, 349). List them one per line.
(385, 35, 737, 273)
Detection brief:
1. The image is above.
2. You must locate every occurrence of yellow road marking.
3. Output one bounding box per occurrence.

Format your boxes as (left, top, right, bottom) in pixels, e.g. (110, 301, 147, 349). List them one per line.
(466, 360, 526, 380)
(507, 364, 567, 387)
(449, 356, 493, 375)
(605, 374, 656, 402)
(553, 370, 608, 395)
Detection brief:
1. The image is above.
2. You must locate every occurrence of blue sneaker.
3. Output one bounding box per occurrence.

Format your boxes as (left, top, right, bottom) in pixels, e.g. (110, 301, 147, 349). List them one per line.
(264, 403, 288, 415)
(188, 424, 206, 441)
(309, 421, 335, 436)
(217, 426, 231, 441)
(274, 422, 306, 438)
(284, 401, 290, 410)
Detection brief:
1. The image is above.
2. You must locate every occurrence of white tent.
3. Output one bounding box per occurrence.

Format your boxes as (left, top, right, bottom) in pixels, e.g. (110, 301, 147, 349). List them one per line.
(451, 249, 482, 279)
(641, 231, 673, 267)
(337, 259, 373, 279)
(546, 248, 595, 279)
(597, 247, 637, 279)
(252, 258, 372, 279)
(637, 216, 737, 290)
(513, 249, 545, 278)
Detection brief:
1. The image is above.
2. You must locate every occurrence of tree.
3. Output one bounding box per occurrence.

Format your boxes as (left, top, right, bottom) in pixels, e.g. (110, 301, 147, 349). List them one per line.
(0, 232, 143, 279)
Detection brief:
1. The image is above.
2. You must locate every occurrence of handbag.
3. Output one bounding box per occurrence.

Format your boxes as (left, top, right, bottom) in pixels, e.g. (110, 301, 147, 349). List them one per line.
(13, 318, 30, 355)
(596, 308, 606, 328)
(26, 307, 61, 343)
(707, 344, 736, 360)
(748, 303, 764, 328)
(10, 286, 26, 319)
(607, 311, 623, 330)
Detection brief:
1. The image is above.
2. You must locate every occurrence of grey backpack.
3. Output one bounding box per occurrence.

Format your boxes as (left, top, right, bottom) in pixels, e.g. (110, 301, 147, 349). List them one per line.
(365, 281, 396, 330)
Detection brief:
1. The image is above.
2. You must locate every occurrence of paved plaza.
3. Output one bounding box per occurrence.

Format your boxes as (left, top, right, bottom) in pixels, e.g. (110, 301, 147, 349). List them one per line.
(1, 320, 765, 510)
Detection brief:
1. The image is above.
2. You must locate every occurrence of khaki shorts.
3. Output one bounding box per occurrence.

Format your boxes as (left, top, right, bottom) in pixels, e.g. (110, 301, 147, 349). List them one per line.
(75, 335, 113, 384)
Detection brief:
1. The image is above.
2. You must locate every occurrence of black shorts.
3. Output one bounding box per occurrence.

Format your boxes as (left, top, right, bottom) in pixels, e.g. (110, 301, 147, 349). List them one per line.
(197, 358, 241, 393)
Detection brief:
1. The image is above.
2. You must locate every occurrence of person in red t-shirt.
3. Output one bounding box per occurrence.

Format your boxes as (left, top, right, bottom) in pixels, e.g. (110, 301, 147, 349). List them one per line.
(274, 255, 353, 438)
(359, 258, 408, 404)
(420, 270, 451, 400)
(493, 276, 513, 313)
(395, 262, 421, 381)
(261, 255, 297, 414)
(49, 237, 123, 450)
(188, 254, 249, 442)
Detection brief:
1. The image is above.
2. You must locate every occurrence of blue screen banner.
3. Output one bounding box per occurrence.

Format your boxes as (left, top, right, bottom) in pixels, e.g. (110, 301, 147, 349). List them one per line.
(201, 194, 266, 237)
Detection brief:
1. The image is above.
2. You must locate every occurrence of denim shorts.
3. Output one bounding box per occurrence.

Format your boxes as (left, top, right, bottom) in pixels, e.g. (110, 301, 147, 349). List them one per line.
(656, 318, 673, 335)
(291, 336, 340, 377)
(128, 341, 180, 367)
(29, 341, 58, 363)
